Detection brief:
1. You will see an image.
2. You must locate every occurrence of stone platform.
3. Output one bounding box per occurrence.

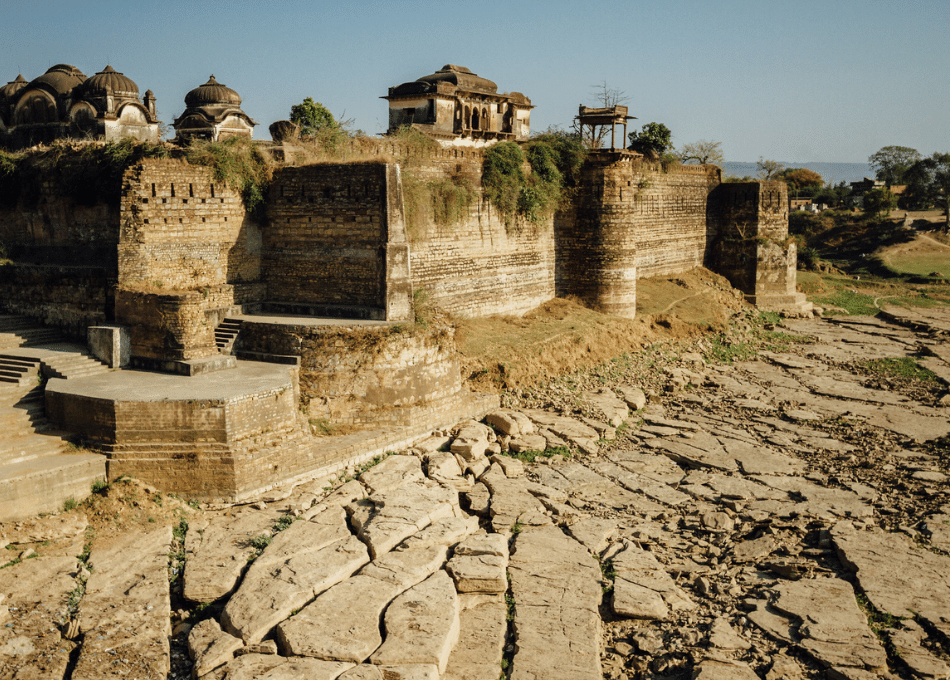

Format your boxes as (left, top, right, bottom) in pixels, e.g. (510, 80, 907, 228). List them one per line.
(44, 360, 497, 502)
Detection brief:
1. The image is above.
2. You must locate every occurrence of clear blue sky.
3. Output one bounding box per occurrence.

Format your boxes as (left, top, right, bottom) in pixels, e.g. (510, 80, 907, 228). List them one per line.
(3, 0, 947, 164)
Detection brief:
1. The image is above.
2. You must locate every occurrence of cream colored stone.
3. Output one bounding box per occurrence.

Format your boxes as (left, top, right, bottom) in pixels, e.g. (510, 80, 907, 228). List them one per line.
(352, 483, 460, 559)
(508, 525, 602, 680)
(370, 571, 460, 673)
(582, 389, 629, 427)
(277, 545, 448, 663)
(490, 454, 525, 477)
(611, 544, 696, 620)
(359, 455, 425, 495)
(451, 421, 492, 460)
(394, 516, 479, 552)
(183, 508, 283, 603)
(188, 618, 244, 677)
(485, 410, 534, 437)
(303, 480, 366, 520)
(73, 527, 173, 680)
(221, 535, 369, 643)
(444, 595, 507, 680)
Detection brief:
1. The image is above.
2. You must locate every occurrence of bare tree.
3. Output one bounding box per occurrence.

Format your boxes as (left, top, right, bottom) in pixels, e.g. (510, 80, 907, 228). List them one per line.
(676, 140, 724, 166)
(756, 158, 785, 180)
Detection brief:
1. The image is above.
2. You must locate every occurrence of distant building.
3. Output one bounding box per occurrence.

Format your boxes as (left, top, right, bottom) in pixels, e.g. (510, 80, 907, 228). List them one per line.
(849, 177, 885, 195)
(0, 64, 159, 149)
(383, 65, 533, 146)
(172, 76, 257, 142)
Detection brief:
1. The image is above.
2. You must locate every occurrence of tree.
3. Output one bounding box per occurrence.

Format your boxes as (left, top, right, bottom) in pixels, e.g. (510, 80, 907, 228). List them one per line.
(905, 152, 950, 231)
(628, 122, 672, 157)
(677, 140, 723, 166)
(863, 186, 898, 220)
(868, 146, 921, 186)
(289, 97, 339, 136)
(756, 158, 785, 180)
(776, 168, 823, 192)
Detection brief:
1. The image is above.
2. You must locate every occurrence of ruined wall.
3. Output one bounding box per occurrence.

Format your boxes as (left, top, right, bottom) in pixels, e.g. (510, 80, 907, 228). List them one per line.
(238, 321, 462, 429)
(264, 163, 411, 321)
(400, 149, 556, 318)
(118, 159, 262, 291)
(558, 154, 721, 316)
(0, 167, 120, 337)
(710, 182, 802, 308)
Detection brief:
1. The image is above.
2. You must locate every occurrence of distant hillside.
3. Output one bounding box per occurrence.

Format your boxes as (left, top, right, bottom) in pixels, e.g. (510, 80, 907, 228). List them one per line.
(722, 161, 873, 185)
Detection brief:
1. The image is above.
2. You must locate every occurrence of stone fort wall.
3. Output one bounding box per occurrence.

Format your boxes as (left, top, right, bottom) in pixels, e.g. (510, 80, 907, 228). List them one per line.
(0, 142, 792, 344)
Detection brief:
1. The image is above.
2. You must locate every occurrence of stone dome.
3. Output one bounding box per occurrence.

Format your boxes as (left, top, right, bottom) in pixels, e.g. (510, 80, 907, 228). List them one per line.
(0, 74, 27, 100)
(29, 64, 86, 95)
(83, 65, 139, 96)
(184, 75, 241, 107)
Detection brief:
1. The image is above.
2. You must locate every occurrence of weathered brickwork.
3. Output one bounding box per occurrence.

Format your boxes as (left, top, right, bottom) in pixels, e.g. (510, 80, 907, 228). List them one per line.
(710, 182, 803, 309)
(558, 155, 721, 316)
(118, 159, 262, 290)
(264, 163, 411, 320)
(0, 174, 119, 337)
(238, 321, 462, 428)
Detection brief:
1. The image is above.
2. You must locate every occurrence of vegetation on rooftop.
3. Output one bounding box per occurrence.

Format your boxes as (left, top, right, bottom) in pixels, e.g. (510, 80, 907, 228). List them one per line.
(0, 138, 168, 208)
(185, 136, 273, 215)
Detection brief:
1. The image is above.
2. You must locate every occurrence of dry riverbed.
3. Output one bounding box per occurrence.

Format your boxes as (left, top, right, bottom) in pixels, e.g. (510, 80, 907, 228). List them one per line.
(0, 311, 948, 680)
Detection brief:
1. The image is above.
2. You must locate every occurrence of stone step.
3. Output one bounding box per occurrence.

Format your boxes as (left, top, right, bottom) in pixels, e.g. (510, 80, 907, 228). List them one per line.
(0, 328, 62, 348)
(0, 315, 36, 332)
(0, 451, 106, 521)
(214, 318, 243, 355)
(0, 436, 65, 465)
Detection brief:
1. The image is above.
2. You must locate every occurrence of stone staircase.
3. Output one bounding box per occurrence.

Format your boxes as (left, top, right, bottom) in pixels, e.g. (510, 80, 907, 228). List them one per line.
(0, 315, 62, 349)
(0, 355, 41, 386)
(0, 384, 106, 521)
(215, 318, 242, 355)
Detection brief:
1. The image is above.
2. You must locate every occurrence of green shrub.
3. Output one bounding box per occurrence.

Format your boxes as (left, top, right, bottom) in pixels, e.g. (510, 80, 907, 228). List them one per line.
(185, 136, 273, 214)
(482, 142, 525, 219)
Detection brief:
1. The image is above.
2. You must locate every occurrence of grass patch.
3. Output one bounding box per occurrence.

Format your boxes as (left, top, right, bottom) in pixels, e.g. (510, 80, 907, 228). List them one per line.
(813, 288, 879, 315)
(91, 478, 109, 494)
(62, 496, 78, 512)
(708, 337, 757, 364)
(862, 358, 939, 383)
(502, 445, 571, 465)
(599, 557, 617, 594)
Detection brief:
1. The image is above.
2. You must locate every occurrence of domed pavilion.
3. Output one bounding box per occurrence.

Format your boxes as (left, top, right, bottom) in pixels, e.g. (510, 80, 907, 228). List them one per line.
(172, 75, 257, 142)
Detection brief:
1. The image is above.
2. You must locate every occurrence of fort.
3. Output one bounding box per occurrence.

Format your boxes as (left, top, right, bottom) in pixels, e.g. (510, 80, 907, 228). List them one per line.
(0, 63, 809, 517)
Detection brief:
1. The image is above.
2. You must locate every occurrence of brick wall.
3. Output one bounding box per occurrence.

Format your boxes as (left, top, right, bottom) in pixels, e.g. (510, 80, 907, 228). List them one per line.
(238, 321, 462, 428)
(264, 163, 411, 320)
(558, 154, 721, 316)
(118, 159, 262, 291)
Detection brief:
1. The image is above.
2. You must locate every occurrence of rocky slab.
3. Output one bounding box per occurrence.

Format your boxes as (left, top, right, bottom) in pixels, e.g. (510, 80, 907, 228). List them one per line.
(446, 533, 508, 593)
(188, 618, 244, 677)
(479, 464, 549, 536)
(221, 534, 369, 643)
(348, 483, 460, 558)
(485, 410, 535, 437)
(359, 455, 425, 495)
(73, 527, 173, 680)
(833, 525, 950, 635)
(184, 507, 282, 603)
(581, 389, 629, 427)
(204, 653, 355, 679)
(0, 556, 80, 680)
(522, 410, 600, 453)
(508, 524, 602, 680)
(339, 665, 439, 679)
(748, 577, 886, 672)
(443, 594, 507, 680)
(611, 544, 696, 620)
(276, 544, 448, 663)
(369, 570, 460, 673)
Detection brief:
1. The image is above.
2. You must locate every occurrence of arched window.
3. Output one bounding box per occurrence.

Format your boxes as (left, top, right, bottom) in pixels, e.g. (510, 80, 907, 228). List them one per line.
(464, 105, 471, 130)
(472, 107, 480, 131)
(481, 107, 488, 131)
(15, 92, 56, 125)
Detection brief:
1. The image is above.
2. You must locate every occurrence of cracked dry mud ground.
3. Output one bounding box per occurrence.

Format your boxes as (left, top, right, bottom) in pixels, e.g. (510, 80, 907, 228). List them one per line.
(0, 313, 948, 680)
